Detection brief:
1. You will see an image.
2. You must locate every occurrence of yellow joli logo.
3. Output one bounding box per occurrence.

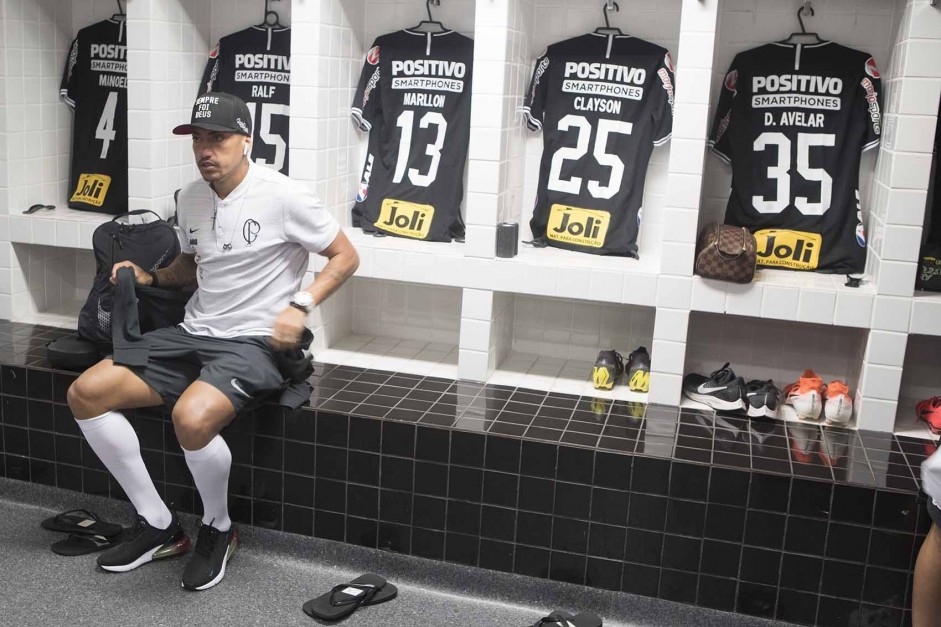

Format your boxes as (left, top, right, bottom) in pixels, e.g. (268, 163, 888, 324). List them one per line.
(754, 228, 822, 270)
(71, 173, 111, 207)
(375, 198, 434, 239)
(547, 204, 610, 248)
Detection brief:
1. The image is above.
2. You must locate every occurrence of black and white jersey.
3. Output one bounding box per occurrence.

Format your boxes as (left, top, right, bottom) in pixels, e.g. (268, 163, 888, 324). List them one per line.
(351, 30, 474, 242)
(201, 26, 291, 174)
(524, 33, 675, 257)
(710, 42, 883, 274)
(60, 18, 128, 215)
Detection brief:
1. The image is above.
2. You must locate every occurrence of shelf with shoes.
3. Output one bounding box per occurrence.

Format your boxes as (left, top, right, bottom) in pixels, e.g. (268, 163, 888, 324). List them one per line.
(7, 243, 95, 327)
(483, 292, 655, 408)
(895, 333, 941, 441)
(310, 276, 462, 382)
(682, 311, 867, 429)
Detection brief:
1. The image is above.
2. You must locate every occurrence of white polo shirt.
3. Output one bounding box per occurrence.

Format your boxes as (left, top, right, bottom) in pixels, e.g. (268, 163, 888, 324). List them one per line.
(176, 161, 340, 338)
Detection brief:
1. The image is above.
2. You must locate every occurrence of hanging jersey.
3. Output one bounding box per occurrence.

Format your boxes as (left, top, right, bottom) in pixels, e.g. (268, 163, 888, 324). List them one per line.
(201, 26, 291, 175)
(60, 18, 128, 215)
(524, 33, 675, 257)
(709, 42, 882, 274)
(351, 30, 474, 242)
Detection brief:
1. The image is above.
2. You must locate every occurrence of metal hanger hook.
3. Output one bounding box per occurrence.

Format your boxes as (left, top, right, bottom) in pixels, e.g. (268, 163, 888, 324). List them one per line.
(427, 0, 441, 23)
(798, 1, 815, 33)
(115, 0, 124, 15)
(603, 1, 620, 29)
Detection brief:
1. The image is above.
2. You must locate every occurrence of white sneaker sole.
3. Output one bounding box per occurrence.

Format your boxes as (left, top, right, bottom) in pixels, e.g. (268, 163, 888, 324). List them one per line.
(99, 545, 163, 573)
(825, 397, 853, 425)
(685, 391, 745, 411)
(184, 539, 237, 591)
(747, 404, 778, 419)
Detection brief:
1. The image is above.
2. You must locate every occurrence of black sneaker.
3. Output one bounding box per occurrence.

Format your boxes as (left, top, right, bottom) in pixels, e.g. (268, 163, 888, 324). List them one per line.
(626, 346, 651, 392)
(592, 350, 623, 390)
(97, 513, 190, 572)
(181, 522, 239, 591)
(745, 379, 780, 418)
(682, 363, 746, 411)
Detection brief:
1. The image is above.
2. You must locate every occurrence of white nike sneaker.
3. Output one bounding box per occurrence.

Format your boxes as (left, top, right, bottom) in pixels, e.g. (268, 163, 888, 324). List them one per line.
(682, 363, 746, 411)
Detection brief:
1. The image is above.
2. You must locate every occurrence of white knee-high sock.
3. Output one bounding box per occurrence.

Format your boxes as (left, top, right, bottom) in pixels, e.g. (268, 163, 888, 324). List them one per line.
(76, 411, 172, 530)
(183, 435, 232, 532)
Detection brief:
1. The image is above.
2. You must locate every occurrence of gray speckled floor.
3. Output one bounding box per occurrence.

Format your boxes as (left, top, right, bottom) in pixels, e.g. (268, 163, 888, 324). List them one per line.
(0, 478, 797, 627)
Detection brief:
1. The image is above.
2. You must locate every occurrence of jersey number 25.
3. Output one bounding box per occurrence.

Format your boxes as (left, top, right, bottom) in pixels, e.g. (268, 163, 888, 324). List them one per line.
(548, 115, 633, 200)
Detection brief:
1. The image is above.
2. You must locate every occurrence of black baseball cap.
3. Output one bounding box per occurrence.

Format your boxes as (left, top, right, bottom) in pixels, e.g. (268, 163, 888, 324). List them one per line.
(172, 92, 252, 136)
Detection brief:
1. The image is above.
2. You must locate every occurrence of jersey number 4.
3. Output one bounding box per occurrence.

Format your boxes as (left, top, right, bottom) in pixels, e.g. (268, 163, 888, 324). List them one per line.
(548, 115, 633, 200)
(96, 91, 119, 159)
(753, 132, 835, 215)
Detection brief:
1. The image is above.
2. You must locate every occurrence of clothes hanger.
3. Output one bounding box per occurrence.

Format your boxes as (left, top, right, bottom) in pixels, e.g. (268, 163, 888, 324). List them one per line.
(594, 1, 623, 36)
(780, 2, 824, 45)
(111, 0, 125, 21)
(411, 0, 447, 34)
(257, 0, 284, 28)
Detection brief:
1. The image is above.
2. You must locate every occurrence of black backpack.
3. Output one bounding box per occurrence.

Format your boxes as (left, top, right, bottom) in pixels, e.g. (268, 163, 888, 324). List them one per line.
(78, 209, 185, 343)
(47, 210, 192, 370)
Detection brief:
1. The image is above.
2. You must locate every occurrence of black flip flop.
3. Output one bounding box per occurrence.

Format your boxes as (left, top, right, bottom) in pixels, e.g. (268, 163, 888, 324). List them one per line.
(302, 573, 398, 621)
(40, 509, 123, 538)
(531, 611, 603, 627)
(51, 533, 121, 556)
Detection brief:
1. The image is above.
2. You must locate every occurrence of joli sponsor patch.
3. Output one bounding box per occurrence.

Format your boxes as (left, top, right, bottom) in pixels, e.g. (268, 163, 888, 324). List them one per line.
(546, 204, 610, 248)
(70, 173, 112, 207)
(754, 228, 822, 270)
(375, 198, 435, 239)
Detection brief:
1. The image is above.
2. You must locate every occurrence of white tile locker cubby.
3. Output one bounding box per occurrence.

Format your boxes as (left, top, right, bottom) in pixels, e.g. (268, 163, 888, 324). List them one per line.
(895, 333, 941, 439)
(1, 0, 940, 435)
(311, 276, 462, 379)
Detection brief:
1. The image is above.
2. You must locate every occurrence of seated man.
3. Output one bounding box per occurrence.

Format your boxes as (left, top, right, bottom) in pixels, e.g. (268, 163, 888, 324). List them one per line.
(67, 92, 358, 591)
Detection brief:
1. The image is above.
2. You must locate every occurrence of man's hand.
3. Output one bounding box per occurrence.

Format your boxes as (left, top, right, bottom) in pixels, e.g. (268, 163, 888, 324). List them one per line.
(110, 261, 153, 286)
(270, 305, 307, 351)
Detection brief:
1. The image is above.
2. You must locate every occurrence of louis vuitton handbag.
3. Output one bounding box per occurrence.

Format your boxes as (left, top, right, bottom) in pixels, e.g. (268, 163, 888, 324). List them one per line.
(694, 223, 757, 284)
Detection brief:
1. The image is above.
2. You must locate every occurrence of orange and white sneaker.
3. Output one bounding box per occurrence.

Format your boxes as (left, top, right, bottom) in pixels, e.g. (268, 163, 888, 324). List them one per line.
(783, 370, 825, 422)
(824, 381, 853, 426)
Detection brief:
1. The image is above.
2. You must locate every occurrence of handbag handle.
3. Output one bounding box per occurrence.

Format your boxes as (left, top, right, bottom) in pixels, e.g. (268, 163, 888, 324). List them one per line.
(111, 209, 163, 223)
(713, 227, 748, 261)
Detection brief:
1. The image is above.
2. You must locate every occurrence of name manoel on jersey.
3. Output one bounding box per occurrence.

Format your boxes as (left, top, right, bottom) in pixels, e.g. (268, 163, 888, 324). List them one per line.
(562, 62, 647, 115)
(752, 73, 844, 128)
(392, 59, 467, 108)
(233, 52, 289, 99)
(91, 43, 127, 88)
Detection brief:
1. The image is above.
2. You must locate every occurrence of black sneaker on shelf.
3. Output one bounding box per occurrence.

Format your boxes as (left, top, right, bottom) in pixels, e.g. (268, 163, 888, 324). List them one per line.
(592, 350, 624, 390)
(181, 522, 239, 591)
(97, 512, 190, 573)
(745, 379, 780, 418)
(682, 362, 747, 411)
(626, 346, 651, 392)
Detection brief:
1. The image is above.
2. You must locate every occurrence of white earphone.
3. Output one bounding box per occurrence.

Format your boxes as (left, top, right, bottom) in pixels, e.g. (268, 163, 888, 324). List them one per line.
(243, 143, 251, 156)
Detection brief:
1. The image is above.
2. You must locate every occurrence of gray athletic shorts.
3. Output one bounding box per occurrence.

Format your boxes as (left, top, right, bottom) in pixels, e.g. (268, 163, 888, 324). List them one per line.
(121, 326, 284, 413)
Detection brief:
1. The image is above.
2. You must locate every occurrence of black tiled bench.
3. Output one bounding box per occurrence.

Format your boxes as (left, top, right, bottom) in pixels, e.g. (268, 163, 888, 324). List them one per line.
(0, 321, 930, 627)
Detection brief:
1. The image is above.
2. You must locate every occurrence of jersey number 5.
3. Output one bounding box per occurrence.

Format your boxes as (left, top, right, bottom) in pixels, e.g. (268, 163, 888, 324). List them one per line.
(96, 91, 119, 159)
(548, 115, 633, 200)
(247, 102, 289, 172)
(752, 132, 835, 215)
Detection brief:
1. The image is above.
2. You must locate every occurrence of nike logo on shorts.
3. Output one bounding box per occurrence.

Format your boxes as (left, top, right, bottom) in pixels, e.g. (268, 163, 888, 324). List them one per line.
(230, 378, 251, 398)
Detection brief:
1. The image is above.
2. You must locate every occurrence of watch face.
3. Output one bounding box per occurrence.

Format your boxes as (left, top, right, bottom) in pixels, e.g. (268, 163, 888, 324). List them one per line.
(293, 292, 314, 307)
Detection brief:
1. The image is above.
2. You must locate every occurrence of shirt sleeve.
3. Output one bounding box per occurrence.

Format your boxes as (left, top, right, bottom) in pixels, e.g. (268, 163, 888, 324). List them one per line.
(651, 51, 676, 146)
(351, 39, 382, 132)
(59, 37, 80, 108)
(859, 55, 883, 152)
(522, 51, 550, 132)
(199, 40, 222, 96)
(177, 192, 195, 255)
(709, 57, 740, 164)
(283, 184, 341, 254)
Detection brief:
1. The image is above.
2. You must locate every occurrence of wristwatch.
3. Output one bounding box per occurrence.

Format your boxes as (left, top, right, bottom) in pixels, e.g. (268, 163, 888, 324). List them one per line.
(289, 291, 314, 314)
